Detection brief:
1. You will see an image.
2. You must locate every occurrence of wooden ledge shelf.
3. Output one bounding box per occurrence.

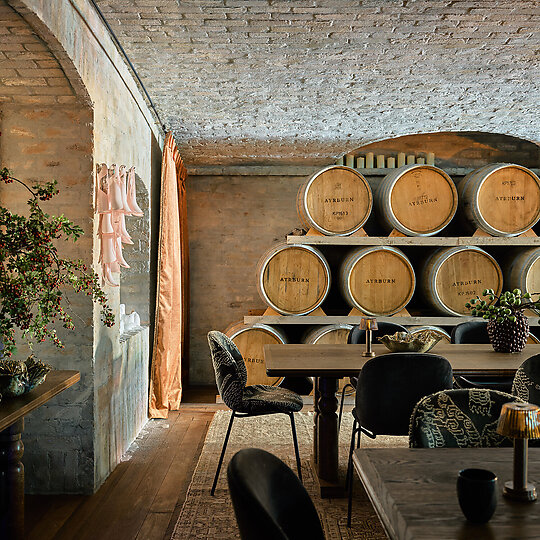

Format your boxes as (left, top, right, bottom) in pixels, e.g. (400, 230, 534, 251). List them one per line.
(243, 315, 540, 326)
(287, 235, 540, 246)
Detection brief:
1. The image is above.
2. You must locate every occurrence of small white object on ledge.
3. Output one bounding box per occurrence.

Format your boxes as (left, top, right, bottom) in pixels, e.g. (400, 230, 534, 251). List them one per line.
(122, 310, 141, 333)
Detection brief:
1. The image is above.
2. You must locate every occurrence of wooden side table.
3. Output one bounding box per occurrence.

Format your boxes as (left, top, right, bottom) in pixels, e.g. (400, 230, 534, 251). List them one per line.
(0, 370, 80, 540)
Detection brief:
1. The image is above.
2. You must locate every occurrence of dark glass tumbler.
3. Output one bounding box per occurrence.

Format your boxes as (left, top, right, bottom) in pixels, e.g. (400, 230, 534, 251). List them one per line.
(457, 468, 498, 524)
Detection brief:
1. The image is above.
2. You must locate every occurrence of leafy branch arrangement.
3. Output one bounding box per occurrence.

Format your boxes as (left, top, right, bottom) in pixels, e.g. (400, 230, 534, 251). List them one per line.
(465, 288, 539, 323)
(0, 167, 114, 358)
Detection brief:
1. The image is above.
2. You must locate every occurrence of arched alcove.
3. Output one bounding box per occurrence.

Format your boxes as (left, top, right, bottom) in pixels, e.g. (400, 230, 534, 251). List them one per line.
(344, 131, 540, 170)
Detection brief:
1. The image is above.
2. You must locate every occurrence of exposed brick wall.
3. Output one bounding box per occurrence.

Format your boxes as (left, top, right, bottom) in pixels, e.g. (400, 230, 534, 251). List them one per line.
(0, 2, 77, 105)
(10, 0, 162, 493)
(0, 0, 160, 494)
(96, 0, 540, 164)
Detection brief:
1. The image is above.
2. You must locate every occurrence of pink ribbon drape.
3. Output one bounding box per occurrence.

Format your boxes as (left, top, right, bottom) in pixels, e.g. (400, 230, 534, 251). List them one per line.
(149, 132, 188, 418)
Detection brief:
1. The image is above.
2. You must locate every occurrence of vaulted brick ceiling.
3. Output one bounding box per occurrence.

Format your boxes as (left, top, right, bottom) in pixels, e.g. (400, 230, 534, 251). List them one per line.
(97, 1, 540, 165)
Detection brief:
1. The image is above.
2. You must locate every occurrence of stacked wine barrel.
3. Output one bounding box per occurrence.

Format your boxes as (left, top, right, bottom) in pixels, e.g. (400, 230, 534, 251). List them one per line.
(224, 161, 540, 386)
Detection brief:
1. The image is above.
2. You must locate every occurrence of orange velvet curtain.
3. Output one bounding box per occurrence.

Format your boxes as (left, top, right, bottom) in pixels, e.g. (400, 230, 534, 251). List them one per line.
(149, 132, 189, 419)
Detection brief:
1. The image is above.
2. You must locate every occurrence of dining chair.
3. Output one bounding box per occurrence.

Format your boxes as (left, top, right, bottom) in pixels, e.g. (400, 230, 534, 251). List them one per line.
(512, 353, 540, 406)
(451, 321, 513, 392)
(338, 322, 408, 428)
(409, 388, 522, 448)
(346, 352, 453, 527)
(227, 448, 325, 540)
(208, 331, 303, 495)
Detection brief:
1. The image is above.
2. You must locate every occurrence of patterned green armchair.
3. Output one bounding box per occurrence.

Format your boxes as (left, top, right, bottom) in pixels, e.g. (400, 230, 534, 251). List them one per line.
(409, 388, 523, 448)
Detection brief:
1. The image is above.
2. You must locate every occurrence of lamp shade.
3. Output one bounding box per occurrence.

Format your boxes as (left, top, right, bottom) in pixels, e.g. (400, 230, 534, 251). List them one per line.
(497, 402, 540, 439)
(359, 317, 378, 331)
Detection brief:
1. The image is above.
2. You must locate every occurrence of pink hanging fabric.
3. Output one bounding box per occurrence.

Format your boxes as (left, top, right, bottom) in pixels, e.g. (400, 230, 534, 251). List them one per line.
(95, 161, 143, 287)
(149, 132, 188, 418)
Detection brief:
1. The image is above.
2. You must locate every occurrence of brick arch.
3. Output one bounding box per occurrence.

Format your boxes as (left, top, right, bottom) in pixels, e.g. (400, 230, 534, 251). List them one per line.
(6, 0, 91, 106)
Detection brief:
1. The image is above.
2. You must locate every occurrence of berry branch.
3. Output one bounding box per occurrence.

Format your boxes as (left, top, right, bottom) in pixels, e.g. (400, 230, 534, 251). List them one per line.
(0, 167, 114, 356)
(466, 288, 540, 323)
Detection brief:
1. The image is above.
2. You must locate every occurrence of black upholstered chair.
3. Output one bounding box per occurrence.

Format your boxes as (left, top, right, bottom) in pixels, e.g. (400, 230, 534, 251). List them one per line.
(338, 322, 408, 428)
(227, 448, 325, 540)
(409, 388, 522, 448)
(346, 352, 453, 526)
(208, 331, 303, 495)
(512, 353, 540, 406)
(451, 321, 513, 392)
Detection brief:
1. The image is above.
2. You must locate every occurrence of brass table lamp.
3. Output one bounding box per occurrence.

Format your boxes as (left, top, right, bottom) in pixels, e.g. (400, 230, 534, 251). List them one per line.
(360, 317, 378, 357)
(496, 401, 540, 502)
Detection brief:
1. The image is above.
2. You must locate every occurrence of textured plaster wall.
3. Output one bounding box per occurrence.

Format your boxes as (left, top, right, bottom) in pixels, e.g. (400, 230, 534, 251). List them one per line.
(3, 0, 162, 492)
(97, 0, 540, 165)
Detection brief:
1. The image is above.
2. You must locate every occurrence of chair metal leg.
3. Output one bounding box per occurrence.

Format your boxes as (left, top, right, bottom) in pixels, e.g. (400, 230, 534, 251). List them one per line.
(211, 411, 235, 496)
(347, 419, 358, 528)
(289, 412, 303, 483)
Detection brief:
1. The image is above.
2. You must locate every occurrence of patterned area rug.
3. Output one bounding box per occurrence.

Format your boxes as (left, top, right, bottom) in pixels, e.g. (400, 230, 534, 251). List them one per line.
(172, 411, 408, 539)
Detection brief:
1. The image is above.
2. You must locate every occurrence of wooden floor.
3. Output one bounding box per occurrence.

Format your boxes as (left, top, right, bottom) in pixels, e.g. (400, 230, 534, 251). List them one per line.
(24, 386, 223, 540)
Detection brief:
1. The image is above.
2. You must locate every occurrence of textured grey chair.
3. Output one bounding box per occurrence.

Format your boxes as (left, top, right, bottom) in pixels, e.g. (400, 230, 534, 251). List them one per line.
(409, 388, 521, 448)
(227, 448, 325, 540)
(208, 331, 303, 495)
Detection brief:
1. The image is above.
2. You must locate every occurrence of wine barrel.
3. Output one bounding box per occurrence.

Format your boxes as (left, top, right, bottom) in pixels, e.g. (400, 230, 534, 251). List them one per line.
(340, 246, 415, 316)
(257, 243, 331, 315)
(224, 321, 287, 386)
(297, 166, 372, 236)
(421, 246, 503, 316)
(408, 325, 451, 343)
(302, 324, 354, 396)
(303, 324, 353, 346)
(375, 164, 458, 236)
(457, 163, 540, 236)
(502, 248, 540, 302)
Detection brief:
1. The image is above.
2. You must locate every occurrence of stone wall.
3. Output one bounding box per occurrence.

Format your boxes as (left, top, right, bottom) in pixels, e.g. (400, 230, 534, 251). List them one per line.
(2, 0, 162, 493)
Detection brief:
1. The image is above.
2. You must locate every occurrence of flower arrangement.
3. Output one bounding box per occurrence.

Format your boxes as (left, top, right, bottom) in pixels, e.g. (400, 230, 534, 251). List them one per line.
(0, 166, 114, 360)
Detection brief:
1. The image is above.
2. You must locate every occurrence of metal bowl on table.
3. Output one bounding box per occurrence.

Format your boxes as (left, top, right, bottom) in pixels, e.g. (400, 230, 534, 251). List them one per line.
(378, 330, 442, 353)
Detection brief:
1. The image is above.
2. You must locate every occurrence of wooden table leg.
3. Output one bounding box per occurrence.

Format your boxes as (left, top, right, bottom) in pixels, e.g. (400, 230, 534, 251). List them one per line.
(0, 418, 24, 540)
(317, 376, 339, 490)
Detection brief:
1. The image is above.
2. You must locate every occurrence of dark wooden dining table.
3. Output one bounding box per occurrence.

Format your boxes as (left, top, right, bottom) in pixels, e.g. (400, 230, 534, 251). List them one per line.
(0, 370, 80, 540)
(264, 343, 540, 496)
(353, 447, 540, 539)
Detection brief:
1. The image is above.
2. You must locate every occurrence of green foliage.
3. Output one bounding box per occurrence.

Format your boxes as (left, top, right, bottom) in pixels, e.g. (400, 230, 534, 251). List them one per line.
(466, 288, 540, 324)
(0, 167, 114, 356)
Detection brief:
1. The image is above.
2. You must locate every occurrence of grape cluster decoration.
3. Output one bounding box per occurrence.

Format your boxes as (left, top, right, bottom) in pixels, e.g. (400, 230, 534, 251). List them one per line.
(0, 167, 114, 358)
